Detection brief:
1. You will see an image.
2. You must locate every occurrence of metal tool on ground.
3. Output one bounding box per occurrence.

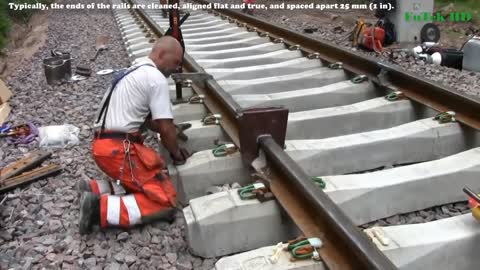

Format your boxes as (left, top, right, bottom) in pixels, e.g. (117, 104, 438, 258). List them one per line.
(96, 69, 115, 75)
(75, 64, 92, 77)
(51, 49, 70, 58)
(175, 123, 191, 141)
(90, 35, 109, 62)
(0, 151, 62, 193)
(71, 75, 88, 81)
(464, 187, 480, 204)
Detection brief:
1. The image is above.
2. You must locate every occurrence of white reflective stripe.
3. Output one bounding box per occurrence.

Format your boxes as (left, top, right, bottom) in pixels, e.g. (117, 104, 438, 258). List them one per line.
(97, 179, 111, 194)
(122, 195, 142, 225)
(106, 196, 121, 225)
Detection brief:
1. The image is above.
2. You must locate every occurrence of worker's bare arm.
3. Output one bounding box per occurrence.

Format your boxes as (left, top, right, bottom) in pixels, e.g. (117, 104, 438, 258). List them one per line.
(146, 118, 184, 161)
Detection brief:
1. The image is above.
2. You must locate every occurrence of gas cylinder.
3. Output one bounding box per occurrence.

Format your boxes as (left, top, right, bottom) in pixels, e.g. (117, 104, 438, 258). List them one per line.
(462, 36, 480, 72)
(431, 50, 464, 70)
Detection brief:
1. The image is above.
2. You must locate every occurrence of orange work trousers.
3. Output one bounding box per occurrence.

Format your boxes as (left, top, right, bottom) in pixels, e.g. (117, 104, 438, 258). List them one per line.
(91, 137, 176, 228)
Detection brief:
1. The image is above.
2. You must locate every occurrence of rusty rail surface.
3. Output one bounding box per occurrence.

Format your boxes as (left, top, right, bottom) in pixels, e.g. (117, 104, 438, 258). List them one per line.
(125, 1, 408, 269)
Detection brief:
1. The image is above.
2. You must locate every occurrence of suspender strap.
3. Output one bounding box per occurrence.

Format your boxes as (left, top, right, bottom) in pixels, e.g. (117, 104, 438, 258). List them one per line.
(96, 63, 155, 132)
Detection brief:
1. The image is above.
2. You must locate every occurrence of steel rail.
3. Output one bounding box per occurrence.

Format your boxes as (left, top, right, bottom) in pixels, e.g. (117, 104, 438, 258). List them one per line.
(193, 0, 480, 131)
(125, 2, 397, 269)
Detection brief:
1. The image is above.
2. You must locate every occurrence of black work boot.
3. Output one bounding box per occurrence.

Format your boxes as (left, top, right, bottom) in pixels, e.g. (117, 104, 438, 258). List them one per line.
(77, 178, 92, 193)
(79, 192, 100, 235)
(141, 208, 176, 224)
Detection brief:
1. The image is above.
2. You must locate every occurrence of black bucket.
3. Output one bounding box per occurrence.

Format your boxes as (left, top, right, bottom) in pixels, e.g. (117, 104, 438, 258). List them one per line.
(43, 53, 72, 85)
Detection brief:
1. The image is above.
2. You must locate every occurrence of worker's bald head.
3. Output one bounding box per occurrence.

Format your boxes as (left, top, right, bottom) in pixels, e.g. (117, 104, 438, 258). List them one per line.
(148, 36, 183, 78)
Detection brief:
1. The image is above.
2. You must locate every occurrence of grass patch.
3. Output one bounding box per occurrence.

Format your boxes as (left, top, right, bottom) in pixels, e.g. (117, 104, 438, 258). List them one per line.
(8, 0, 54, 24)
(435, 0, 480, 23)
(0, 1, 10, 49)
(0, 0, 53, 50)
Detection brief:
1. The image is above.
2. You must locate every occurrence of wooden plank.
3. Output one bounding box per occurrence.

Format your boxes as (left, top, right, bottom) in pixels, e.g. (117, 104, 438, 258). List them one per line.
(0, 79, 12, 105)
(0, 164, 62, 193)
(0, 103, 11, 124)
(0, 151, 52, 182)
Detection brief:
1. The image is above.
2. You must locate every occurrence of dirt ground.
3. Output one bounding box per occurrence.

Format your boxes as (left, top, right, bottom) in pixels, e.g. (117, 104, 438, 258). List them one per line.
(0, 10, 51, 80)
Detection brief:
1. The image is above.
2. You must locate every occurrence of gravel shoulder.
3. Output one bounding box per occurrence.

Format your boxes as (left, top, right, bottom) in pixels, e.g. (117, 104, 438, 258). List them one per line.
(0, 1, 213, 269)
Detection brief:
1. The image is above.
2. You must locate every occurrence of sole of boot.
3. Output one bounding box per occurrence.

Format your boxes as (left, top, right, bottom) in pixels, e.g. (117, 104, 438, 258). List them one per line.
(76, 179, 92, 198)
(79, 192, 94, 235)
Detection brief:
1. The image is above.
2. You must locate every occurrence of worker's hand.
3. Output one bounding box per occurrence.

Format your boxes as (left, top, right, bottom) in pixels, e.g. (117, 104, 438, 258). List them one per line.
(175, 123, 192, 142)
(170, 148, 191, 166)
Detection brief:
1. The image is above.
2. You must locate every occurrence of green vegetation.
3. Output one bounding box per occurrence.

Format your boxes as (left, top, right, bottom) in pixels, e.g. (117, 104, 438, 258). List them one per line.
(0, 0, 53, 50)
(0, 1, 10, 49)
(435, 0, 480, 23)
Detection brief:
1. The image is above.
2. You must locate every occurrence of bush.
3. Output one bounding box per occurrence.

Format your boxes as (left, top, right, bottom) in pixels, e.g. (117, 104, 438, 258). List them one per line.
(0, 0, 54, 49)
(8, 0, 54, 24)
(0, 1, 10, 49)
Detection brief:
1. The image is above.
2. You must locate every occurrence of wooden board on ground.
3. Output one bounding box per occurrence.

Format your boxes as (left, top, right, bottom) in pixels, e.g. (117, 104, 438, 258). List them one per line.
(0, 151, 61, 193)
(0, 79, 12, 123)
(0, 79, 12, 104)
(0, 103, 10, 124)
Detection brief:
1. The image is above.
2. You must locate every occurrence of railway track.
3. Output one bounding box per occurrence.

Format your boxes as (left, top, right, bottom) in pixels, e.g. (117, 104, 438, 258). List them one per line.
(111, 1, 480, 269)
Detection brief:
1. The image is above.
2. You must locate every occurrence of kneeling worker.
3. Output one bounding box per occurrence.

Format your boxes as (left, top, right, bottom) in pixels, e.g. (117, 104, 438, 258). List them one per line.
(78, 36, 190, 234)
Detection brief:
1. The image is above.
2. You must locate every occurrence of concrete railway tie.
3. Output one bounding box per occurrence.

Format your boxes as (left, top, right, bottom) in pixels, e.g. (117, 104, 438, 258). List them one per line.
(112, 1, 480, 269)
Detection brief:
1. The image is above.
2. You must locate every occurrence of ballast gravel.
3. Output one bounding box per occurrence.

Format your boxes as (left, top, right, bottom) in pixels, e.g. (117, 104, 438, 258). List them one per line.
(0, 0, 214, 269)
(360, 202, 471, 229)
